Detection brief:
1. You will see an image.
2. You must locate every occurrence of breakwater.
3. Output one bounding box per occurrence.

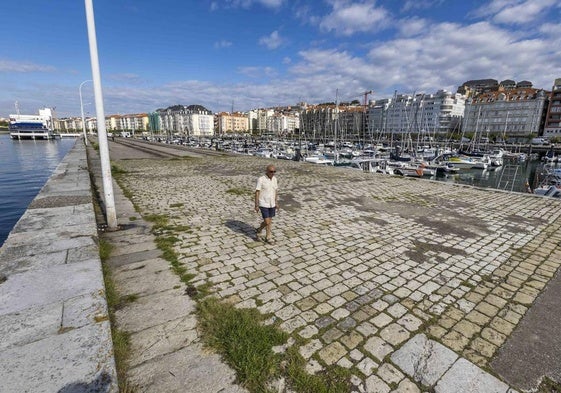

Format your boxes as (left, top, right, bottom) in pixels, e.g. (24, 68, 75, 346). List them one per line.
(0, 141, 117, 392)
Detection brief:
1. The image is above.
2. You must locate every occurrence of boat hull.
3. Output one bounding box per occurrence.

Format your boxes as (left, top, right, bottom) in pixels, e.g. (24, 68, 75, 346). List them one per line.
(10, 130, 55, 140)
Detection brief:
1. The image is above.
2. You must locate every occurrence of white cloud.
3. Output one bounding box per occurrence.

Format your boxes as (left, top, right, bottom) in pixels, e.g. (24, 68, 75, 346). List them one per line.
(286, 19, 559, 102)
(319, 0, 391, 36)
(257, 0, 283, 7)
(214, 40, 233, 49)
(401, 0, 445, 12)
(397, 17, 428, 37)
(259, 30, 283, 50)
(0, 59, 56, 73)
(212, 0, 283, 9)
(472, 0, 557, 24)
(237, 66, 277, 78)
(108, 73, 142, 83)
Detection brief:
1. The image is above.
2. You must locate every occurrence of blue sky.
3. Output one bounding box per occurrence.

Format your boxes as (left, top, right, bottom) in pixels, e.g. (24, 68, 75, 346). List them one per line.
(1, 0, 560, 118)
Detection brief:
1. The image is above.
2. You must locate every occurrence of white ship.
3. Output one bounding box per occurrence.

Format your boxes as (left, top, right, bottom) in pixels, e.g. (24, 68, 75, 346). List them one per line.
(9, 107, 55, 140)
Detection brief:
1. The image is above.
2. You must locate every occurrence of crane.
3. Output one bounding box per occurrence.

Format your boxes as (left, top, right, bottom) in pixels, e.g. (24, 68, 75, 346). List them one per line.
(361, 90, 373, 107)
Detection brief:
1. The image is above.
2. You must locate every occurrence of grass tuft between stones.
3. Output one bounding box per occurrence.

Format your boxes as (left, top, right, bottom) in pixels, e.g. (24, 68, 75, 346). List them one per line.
(226, 187, 252, 196)
(99, 239, 135, 392)
(197, 297, 351, 393)
(537, 376, 561, 393)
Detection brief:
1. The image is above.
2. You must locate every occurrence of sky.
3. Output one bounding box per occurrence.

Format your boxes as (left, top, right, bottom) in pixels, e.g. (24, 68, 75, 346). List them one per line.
(1, 0, 560, 118)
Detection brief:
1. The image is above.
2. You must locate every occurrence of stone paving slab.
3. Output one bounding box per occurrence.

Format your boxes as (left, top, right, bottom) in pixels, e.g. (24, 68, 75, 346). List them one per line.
(435, 358, 513, 393)
(110, 153, 561, 392)
(0, 258, 103, 315)
(0, 302, 62, 352)
(0, 321, 114, 393)
(391, 334, 457, 387)
(127, 344, 246, 393)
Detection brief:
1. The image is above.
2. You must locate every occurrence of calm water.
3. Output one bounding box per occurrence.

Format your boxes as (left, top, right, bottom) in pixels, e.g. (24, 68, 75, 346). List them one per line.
(0, 133, 76, 247)
(434, 158, 547, 193)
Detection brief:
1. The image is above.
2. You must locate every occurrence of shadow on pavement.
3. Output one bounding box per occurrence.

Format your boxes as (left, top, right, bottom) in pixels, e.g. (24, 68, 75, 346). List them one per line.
(225, 219, 255, 239)
(57, 372, 113, 393)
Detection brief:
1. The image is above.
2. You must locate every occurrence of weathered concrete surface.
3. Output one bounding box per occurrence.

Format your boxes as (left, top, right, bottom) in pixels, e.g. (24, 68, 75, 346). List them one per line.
(89, 141, 247, 392)
(391, 334, 457, 387)
(0, 141, 117, 393)
(491, 265, 561, 390)
(104, 142, 561, 393)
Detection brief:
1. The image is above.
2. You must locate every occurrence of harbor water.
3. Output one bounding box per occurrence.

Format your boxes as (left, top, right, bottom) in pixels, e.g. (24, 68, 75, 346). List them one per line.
(0, 133, 76, 247)
(434, 158, 544, 194)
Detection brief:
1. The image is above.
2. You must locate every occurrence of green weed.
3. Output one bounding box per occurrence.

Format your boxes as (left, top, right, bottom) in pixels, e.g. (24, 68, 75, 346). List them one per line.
(99, 239, 134, 392)
(197, 298, 351, 393)
(226, 187, 252, 196)
(198, 297, 287, 391)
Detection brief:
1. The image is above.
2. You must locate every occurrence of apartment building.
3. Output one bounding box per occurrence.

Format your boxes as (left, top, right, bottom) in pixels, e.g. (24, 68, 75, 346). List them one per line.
(157, 104, 214, 137)
(371, 90, 465, 136)
(248, 108, 274, 133)
(266, 112, 300, 136)
(216, 112, 249, 134)
(462, 87, 547, 138)
(457, 79, 499, 98)
(299, 104, 337, 139)
(543, 78, 561, 138)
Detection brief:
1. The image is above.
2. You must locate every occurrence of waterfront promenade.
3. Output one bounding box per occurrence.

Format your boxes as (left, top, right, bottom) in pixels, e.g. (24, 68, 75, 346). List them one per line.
(106, 141, 561, 392)
(0, 141, 117, 392)
(1, 139, 561, 392)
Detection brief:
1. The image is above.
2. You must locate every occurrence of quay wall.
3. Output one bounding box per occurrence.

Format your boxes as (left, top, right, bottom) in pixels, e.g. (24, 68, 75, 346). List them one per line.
(0, 141, 117, 392)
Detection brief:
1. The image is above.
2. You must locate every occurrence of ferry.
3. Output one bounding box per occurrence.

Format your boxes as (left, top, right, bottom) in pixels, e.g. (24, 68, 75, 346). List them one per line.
(9, 108, 55, 140)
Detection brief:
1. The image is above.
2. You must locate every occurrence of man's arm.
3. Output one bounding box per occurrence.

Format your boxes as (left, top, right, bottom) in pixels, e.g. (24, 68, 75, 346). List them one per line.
(254, 190, 260, 212)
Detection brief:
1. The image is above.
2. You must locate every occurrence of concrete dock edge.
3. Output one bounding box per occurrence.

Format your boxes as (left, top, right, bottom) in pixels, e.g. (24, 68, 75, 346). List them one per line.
(0, 141, 118, 393)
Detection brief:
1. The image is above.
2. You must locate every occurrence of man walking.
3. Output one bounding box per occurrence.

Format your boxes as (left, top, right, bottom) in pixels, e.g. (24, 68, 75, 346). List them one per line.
(255, 164, 278, 243)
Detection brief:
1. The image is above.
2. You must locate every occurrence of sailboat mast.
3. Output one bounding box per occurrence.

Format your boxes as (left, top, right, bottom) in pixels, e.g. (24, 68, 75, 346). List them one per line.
(335, 89, 339, 159)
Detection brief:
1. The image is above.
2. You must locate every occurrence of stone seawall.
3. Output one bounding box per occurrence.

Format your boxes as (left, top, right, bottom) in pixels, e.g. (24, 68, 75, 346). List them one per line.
(0, 141, 117, 392)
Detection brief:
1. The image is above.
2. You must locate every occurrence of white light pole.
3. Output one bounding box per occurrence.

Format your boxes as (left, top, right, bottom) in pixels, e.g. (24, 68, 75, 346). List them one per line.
(85, 0, 117, 230)
(79, 79, 92, 145)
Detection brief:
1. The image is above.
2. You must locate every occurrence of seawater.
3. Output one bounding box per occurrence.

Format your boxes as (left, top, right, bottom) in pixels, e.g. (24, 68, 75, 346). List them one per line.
(0, 133, 76, 247)
(434, 158, 548, 193)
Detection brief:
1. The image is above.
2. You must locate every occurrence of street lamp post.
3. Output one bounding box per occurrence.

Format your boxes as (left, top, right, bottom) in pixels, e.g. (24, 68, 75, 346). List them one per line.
(85, 0, 117, 230)
(79, 79, 92, 145)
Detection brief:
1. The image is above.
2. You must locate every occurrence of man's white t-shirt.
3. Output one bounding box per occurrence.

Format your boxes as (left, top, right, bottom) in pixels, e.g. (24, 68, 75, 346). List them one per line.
(255, 175, 278, 208)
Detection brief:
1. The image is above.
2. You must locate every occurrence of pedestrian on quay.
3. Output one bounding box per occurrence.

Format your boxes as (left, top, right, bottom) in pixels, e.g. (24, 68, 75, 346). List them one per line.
(254, 164, 279, 244)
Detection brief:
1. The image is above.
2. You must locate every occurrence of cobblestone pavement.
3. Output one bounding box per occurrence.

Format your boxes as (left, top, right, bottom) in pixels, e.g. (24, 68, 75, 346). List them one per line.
(114, 154, 561, 393)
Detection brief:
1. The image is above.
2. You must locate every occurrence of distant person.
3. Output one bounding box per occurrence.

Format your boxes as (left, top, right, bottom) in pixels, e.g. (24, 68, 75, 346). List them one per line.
(254, 164, 279, 244)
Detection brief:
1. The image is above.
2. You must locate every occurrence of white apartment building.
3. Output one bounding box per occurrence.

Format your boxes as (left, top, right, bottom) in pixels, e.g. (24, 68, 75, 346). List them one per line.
(462, 88, 546, 138)
(248, 109, 274, 133)
(368, 98, 392, 134)
(157, 105, 214, 137)
(266, 112, 300, 135)
(370, 90, 465, 136)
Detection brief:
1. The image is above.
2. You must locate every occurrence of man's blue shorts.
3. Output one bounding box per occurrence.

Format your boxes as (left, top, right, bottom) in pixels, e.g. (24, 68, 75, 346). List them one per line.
(259, 207, 276, 219)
